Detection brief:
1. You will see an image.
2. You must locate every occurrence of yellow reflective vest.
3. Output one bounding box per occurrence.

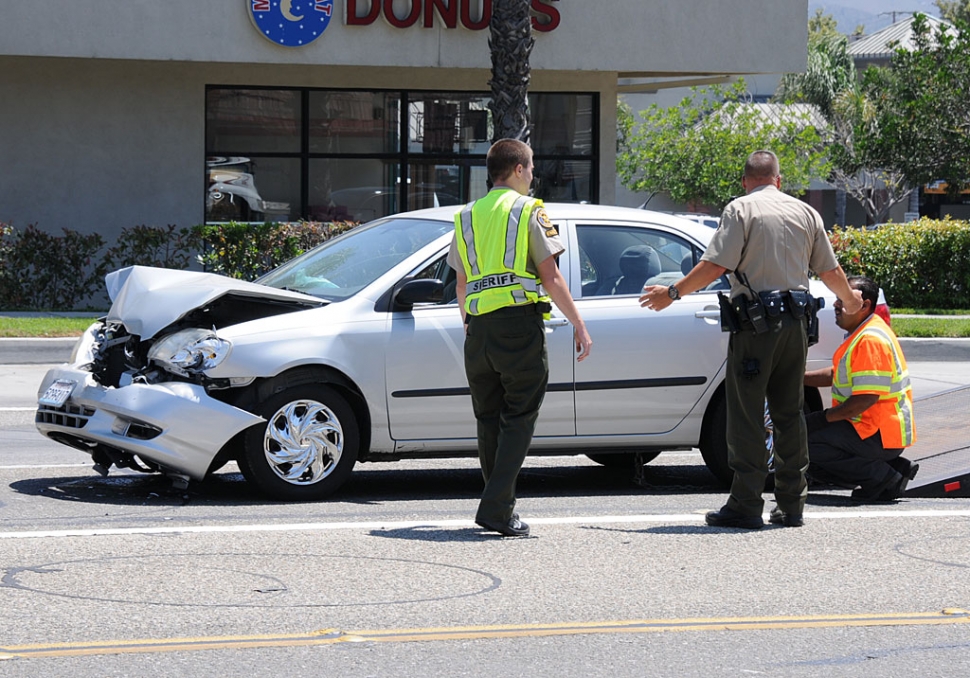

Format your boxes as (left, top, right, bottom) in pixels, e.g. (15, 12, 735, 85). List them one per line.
(454, 189, 550, 316)
(831, 314, 916, 448)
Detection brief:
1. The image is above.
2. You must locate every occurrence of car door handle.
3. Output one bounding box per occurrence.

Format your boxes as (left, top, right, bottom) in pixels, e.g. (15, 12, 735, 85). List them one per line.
(695, 310, 721, 319)
(544, 318, 570, 328)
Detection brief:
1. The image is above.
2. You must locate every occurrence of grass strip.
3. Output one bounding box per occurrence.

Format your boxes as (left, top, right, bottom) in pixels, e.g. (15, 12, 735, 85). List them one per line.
(0, 317, 97, 338)
(891, 316, 970, 338)
(892, 308, 970, 316)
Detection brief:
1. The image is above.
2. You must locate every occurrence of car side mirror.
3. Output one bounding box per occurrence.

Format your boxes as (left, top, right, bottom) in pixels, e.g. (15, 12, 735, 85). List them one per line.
(392, 278, 444, 310)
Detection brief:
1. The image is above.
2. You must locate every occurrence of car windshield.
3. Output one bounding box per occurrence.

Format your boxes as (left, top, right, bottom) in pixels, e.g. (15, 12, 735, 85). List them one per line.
(258, 217, 454, 301)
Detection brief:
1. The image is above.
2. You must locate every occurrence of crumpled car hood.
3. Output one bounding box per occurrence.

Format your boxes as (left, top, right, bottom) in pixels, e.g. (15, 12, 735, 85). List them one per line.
(105, 266, 324, 339)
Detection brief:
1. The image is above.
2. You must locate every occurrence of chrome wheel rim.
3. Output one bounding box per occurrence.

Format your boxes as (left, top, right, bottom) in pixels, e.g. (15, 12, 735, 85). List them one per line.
(263, 399, 343, 485)
(764, 402, 775, 468)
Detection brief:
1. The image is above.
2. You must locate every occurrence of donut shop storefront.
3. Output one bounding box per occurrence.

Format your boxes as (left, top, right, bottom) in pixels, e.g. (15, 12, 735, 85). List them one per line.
(0, 1, 807, 239)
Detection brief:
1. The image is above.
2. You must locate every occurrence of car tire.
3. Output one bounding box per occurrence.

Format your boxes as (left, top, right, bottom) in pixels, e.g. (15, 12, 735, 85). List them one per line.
(238, 383, 359, 501)
(585, 451, 661, 469)
(700, 389, 823, 489)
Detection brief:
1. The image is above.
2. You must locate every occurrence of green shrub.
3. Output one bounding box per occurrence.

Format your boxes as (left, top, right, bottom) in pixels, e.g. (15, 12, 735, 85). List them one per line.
(831, 217, 970, 308)
(0, 219, 359, 310)
(0, 223, 108, 311)
(105, 224, 201, 271)
(192, 220, 356, 280)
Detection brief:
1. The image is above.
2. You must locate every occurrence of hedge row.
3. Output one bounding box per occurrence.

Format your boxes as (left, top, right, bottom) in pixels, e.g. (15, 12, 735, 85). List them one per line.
(831, 218, 970, 309)
(0, 221, 356, 311)
(4, 216, 969, 311)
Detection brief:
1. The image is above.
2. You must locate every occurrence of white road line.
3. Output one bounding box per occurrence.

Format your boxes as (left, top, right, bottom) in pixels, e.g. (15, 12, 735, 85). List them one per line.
(2, 510, 969, 540)
(0, 463, 90, 470)
(0, 407, 35, 412)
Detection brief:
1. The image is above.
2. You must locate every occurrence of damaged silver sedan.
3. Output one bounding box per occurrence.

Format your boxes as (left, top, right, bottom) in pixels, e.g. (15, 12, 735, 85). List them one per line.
(36, 204, 842, 501)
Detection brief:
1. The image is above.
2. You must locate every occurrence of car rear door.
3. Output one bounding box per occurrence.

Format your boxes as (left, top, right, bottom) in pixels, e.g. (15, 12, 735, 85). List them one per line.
(564, 220, 728, 435)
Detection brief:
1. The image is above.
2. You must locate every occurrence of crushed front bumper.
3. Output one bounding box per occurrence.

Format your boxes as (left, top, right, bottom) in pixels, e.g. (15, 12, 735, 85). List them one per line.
(35, 365, 263, 480)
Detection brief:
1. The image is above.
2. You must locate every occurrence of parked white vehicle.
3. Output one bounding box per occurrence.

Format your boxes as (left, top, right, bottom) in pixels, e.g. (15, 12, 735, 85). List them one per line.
(36, 204, 842, 500)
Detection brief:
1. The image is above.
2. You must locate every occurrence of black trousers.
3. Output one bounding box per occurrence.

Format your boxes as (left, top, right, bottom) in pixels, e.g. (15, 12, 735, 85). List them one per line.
(725, 314, 808, 517)
(809, 420, 902, 490)
(464, 305, 548, 524)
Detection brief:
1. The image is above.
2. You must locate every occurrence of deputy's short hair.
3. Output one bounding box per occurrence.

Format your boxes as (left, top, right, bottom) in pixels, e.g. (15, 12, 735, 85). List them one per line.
(487, 139, 532, 183)
(744, 150, 780, 180)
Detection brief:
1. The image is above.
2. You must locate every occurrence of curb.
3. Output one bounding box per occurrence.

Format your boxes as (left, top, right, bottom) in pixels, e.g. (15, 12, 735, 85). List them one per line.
(1, 337, 969, 365)
(0, 338, 77, 365)
(896, 338, 970, 362)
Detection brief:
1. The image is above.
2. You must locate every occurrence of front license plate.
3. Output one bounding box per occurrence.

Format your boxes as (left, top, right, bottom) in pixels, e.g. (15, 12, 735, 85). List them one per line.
(38, 379, 76, 407)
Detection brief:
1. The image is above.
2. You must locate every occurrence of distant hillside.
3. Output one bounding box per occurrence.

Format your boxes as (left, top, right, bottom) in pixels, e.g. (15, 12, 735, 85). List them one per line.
(809, 2, 891, 35)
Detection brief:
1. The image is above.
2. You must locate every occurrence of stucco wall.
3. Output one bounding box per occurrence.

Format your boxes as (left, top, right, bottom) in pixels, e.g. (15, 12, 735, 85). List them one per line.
(0, 1, 807, 76)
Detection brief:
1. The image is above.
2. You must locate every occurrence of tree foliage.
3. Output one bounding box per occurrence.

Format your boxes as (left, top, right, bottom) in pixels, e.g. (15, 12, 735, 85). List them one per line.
(935, 0, 970, 25)
(861, 14, 970, 196)
(808, 9, 839, 40)
(776, 31, 910, 225)
(617, 82, 830, 212)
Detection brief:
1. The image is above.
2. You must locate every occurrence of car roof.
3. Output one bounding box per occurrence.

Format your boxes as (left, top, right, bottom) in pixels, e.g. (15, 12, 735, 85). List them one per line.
(386, 202, 718, 244)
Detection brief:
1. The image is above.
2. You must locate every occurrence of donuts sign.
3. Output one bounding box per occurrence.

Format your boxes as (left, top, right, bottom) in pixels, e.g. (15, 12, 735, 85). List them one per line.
(346, 0, 562, 32)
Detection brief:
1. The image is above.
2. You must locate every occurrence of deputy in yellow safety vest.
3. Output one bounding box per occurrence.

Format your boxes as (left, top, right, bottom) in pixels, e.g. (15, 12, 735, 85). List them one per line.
(447, 138, 592, 537)
(804, 275, 917, 502)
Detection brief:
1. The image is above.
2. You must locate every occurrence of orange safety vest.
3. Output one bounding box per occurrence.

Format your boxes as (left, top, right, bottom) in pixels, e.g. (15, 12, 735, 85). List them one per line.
(831, 314, 916, 448)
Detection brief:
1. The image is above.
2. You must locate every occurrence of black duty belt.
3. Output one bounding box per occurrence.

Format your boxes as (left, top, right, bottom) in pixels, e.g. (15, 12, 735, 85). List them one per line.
(478, 302, 550, 318)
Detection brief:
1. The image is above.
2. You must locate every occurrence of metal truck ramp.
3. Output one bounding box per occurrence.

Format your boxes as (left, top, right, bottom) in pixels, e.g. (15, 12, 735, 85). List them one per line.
(903, 384, 970, 498)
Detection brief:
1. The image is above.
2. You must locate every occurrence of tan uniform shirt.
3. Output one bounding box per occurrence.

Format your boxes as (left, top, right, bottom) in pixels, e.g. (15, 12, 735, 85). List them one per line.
(447, 204, 563, 276)
(701, 184, 839, 299)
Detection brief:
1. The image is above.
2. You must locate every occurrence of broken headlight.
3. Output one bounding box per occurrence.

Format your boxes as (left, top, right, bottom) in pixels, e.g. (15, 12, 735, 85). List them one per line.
(147, 328, 231, 376)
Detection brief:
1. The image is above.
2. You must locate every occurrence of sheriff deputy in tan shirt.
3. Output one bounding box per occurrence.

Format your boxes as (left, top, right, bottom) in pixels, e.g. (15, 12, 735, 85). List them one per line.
(639, 149, 862, 531)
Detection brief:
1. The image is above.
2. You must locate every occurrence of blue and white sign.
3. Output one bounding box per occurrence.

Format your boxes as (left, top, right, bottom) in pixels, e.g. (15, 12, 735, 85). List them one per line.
(249, 0, 334, 47)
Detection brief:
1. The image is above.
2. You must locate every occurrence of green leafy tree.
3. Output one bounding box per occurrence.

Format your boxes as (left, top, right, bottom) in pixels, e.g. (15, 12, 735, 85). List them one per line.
(617, 81, 830, 212)
(808, 9, 840, 40)
(776, 32, 910, 225)
(862, 13, 970, 197)
(935, 0, 970, 25)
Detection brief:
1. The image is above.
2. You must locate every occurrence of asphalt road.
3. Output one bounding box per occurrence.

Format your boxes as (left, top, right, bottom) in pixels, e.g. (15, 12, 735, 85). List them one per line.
(2, 360, 969, 677)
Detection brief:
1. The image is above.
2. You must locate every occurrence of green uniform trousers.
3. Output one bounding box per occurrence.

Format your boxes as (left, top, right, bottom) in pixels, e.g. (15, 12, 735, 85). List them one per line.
(464, 304, 548, 524)
(725, 313, 809, 518)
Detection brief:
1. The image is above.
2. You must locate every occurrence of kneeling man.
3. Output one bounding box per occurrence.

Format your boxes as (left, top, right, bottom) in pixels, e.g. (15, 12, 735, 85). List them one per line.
(803, 276, 917, 502)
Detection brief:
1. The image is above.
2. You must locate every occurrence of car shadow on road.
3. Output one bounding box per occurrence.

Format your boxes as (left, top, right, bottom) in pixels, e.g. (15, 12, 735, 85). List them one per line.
(7, 461, 723, 507)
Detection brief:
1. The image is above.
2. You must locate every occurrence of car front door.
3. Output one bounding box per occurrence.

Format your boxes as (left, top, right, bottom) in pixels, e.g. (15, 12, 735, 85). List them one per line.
(384, 252, 577, 442)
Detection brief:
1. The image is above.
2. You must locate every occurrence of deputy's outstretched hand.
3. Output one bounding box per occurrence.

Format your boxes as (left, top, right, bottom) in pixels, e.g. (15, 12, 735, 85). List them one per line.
(639, 285, 673, 311)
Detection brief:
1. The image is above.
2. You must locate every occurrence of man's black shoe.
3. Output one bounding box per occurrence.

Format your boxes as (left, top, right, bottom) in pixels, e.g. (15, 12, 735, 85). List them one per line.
(705, 506, 764, 529)
(851, 472, 909, 503)
(476, 513, 530, 537)
(768, 506, 804, 527)
(889, 457, 920, 481)
(908, 463, 920, 481)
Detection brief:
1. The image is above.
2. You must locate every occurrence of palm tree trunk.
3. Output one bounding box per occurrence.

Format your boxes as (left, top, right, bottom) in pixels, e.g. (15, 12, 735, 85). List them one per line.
(488, 0, 534, 144)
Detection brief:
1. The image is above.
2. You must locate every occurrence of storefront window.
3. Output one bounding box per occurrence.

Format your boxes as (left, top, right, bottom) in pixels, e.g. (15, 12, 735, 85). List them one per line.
(408, 161, 487, 211)
(407, 93, 491, 155)
(205, 87, 598, 223)
(309, 91, 400, 154)
(205, 156, 300, 223)
(308, 158, 399, 223)
(206, 89, 301, 154)
(533, 159, 593, 203)
(529, 93, 595, 156)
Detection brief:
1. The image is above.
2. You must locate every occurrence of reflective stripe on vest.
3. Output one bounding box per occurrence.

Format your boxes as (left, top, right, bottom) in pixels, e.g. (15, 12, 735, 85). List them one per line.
(454, 190, 548, 316)
(832, 315, 915, 447)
